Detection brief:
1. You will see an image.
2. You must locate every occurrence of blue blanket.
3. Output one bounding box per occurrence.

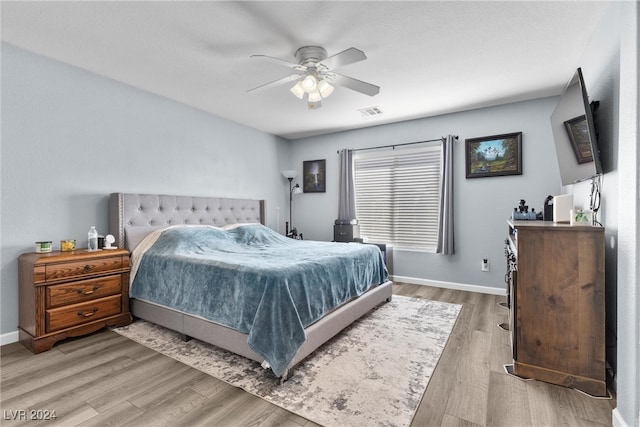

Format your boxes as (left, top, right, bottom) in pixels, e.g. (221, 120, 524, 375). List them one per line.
(130, 224, 388, 376)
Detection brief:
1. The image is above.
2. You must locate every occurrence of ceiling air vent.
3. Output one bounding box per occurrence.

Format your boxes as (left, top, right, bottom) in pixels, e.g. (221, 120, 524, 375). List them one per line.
(358, 106, 383, 118)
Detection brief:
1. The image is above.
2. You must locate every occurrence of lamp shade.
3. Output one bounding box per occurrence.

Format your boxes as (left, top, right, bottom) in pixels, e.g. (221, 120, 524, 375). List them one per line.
(301, 74, 317, 92)
(290, 82, 305, 99)
(282, 170, 297, 179)
(292, 185, 303, 195)
(308, 89, 322, 103)
(317, 79, 334, 98)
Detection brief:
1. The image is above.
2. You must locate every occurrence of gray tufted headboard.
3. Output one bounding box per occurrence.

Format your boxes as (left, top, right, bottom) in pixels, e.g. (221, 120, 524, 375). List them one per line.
(109, 193, 265, 251)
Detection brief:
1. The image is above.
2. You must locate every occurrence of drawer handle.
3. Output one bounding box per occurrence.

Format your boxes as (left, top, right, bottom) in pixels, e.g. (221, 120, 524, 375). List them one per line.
(83, 265, 92, 273)
(77, 307, 99, 317)
(77, 285, 100, 295)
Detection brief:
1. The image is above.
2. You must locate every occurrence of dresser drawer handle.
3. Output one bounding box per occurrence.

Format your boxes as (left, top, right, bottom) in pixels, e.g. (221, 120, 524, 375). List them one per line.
(83, 265, 93, 273)
(77, 285, 100, 295)
(77, 307, 99, 317)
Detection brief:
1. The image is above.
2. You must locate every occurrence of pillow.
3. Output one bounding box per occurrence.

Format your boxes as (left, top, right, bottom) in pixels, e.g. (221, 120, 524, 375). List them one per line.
(125, 226, 164, 252)
(222, 222, 262, 230)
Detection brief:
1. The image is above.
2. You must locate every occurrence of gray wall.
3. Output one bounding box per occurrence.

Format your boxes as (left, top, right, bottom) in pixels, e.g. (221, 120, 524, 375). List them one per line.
(288, 97, 562, 292)
(614, 0, 639, 421)
(579, 3, 640, 426)
(1, 43, 290, 337)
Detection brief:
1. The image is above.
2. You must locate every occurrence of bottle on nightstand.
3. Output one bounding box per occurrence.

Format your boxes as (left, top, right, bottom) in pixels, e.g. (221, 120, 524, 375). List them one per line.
(88, 226, 98, 251)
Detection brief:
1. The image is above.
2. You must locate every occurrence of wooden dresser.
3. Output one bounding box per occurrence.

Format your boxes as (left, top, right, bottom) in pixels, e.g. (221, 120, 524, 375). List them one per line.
(19, 248, 132, 353)
(505, 220, 606, 397)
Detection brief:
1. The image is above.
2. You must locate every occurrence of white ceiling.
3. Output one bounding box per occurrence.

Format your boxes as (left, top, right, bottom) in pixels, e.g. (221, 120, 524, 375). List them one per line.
(1, 1, 610, 140)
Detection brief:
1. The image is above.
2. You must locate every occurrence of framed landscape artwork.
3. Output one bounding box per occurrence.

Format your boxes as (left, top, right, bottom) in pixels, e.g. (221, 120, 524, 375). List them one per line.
(303, 159, 326, 192)
(465, 132, 523, 178)
(564, 115, 593, 164)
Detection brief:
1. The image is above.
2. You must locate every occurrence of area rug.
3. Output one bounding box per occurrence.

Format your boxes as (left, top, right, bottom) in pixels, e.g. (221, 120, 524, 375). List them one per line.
(113, 295, 461, 427)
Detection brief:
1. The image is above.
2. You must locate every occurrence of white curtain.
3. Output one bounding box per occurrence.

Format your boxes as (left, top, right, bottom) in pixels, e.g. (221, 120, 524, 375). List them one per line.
(338, 148, 356, 220)
(436, 135, 455, 254)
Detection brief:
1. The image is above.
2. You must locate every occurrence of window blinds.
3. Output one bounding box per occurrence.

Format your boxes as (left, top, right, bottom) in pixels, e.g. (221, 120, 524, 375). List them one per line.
(353, 146, 442, 250)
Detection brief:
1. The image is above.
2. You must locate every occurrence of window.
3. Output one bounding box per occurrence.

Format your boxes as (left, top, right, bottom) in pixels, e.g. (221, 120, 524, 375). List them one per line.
(353, 145, 442, 251)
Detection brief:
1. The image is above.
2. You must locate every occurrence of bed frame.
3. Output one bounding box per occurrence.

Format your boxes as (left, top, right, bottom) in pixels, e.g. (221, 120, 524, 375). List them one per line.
(109, 192, 393, 377)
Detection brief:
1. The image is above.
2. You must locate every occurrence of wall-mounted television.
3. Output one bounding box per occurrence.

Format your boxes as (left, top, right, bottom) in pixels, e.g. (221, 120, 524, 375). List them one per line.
(550, 67, 602, 185)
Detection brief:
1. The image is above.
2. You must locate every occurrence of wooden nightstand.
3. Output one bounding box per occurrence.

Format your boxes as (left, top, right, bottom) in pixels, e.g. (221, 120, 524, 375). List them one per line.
(18, 248, 132, 353)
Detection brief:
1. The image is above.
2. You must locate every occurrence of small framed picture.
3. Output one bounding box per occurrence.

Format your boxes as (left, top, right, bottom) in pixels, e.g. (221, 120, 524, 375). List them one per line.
(564, 115, 593, 164)
(465, 132, 523, 178)
(303, 159, 326, 193)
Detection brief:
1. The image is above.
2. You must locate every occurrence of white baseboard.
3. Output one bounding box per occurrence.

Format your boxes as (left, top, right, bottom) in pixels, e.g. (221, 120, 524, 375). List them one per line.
(390, 275, 506, 296)
(1, 330, 19, 346)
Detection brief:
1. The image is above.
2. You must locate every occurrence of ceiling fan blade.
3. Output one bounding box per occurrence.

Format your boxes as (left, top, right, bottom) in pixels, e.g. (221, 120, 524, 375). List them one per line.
(247, 73, 302, 93)
(319, 47, 367, 70)
(250, 54, 305, 71)
(330, 73, 380, 97)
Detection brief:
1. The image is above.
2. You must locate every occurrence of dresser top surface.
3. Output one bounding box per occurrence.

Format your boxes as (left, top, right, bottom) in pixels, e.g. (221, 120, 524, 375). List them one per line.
(507, 219, 604, 232)
(19, 248, 129, 265)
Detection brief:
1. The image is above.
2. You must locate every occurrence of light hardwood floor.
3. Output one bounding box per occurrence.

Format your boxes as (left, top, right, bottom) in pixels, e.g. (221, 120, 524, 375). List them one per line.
(1, 283, 615, 427)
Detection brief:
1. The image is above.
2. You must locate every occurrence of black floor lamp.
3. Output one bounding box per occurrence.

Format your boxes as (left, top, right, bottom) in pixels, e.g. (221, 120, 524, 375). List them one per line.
(282, 169, 302, 236)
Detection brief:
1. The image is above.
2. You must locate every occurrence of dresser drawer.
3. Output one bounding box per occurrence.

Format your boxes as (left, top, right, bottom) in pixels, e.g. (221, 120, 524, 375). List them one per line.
(46, 295, 122, 332)
(46, 275, 122, 308)
(45, 256, 123, 281)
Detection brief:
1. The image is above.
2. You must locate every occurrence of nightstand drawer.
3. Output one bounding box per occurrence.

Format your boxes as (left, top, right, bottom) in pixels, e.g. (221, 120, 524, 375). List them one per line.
(46, 275, 122, 308)
(45, 256, 123, 281)
(46, 295, 122, 332)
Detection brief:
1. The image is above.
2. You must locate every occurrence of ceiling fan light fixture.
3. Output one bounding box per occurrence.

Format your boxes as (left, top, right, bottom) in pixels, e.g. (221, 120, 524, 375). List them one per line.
(317, 79, 334, 98)
(301, 74, 317, 92)
(308, 100, 322, 110)
(290, 81, 305, 99)
(308, 89, 322, 103)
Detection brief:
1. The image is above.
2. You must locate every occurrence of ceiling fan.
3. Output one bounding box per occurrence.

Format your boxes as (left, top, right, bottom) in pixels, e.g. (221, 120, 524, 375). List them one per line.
(248, 46, 380, 109)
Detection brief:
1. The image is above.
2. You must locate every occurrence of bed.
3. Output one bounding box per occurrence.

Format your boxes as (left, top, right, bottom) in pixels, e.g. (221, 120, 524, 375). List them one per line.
(109, 192, 393, 378)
